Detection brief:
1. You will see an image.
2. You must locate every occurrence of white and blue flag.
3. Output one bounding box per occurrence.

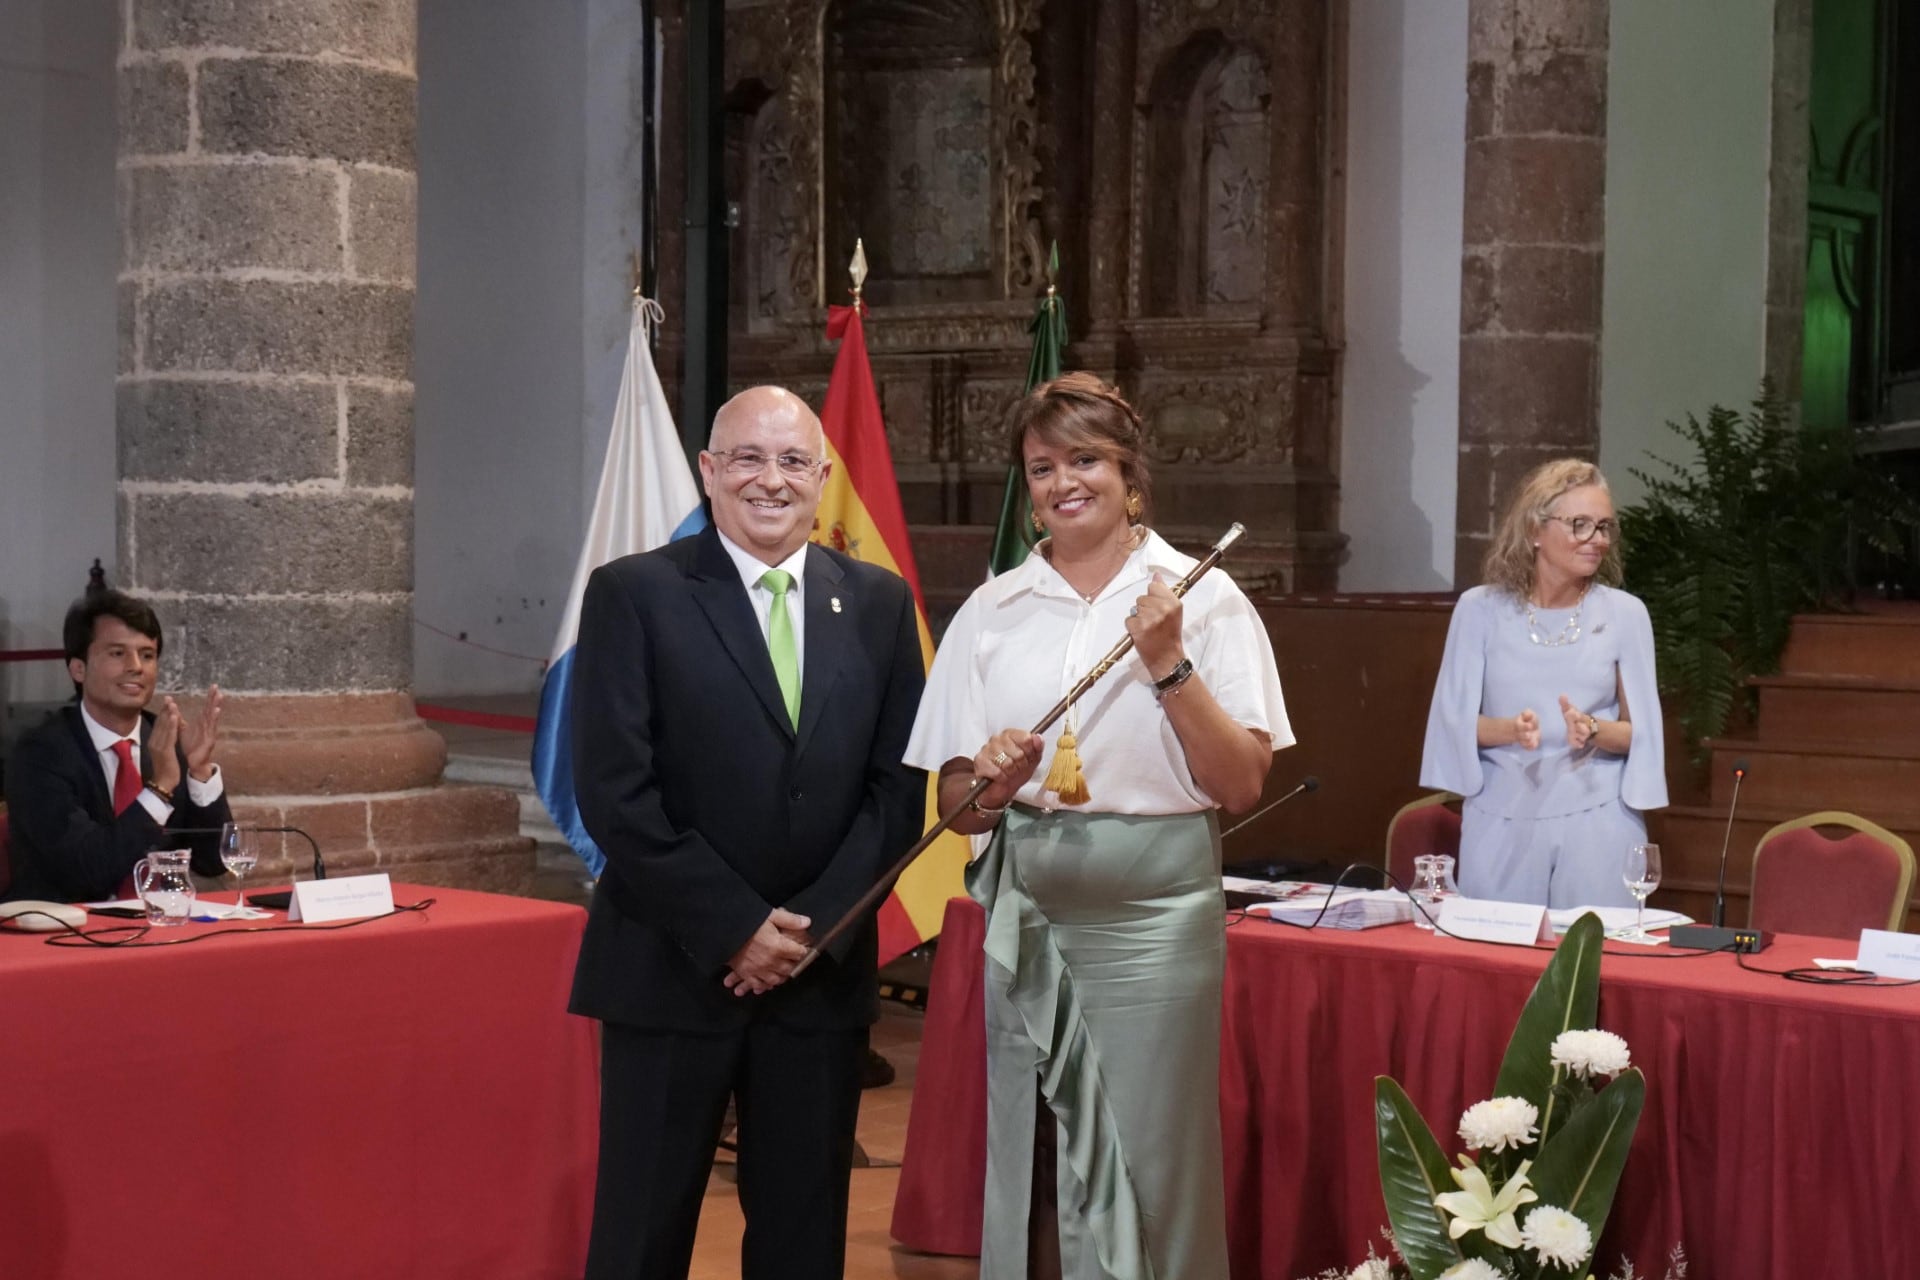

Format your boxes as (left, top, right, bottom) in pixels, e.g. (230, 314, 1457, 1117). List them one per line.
(533, 297, 706, 876)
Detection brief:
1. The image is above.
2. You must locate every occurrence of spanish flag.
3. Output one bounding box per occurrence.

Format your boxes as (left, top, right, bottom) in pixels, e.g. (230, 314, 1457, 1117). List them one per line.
(812, 301, 966, 965)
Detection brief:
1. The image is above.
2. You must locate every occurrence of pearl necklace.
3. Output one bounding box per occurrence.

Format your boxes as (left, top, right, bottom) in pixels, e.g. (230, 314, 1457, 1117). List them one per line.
(1526, 587, 1588, 647)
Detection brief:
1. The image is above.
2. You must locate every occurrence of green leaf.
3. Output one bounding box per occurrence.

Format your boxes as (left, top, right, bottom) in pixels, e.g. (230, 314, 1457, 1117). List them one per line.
(1375, 1078, 1466, 1280)
(1526, 1069, 1647, 1252)
(1492, 914, 1603, 1147)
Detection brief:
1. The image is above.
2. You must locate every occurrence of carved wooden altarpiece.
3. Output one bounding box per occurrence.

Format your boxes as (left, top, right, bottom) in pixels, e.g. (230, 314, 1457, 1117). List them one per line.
(653, 0, 1344, 618)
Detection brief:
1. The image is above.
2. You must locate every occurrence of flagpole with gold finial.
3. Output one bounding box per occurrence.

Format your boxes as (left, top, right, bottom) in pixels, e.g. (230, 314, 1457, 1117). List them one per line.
(849, 238, 868, 315)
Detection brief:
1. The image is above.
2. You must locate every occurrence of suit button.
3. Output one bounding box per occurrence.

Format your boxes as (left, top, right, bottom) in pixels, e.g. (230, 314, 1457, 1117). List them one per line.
(789, 786, 803, 801)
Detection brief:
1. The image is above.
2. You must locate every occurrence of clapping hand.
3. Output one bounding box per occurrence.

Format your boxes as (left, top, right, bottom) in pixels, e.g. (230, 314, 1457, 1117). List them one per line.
(1512, 708, 1541, 751)
(177, 685, 223, 782)
(1558, 695, 1594, 750)
(724, 907, 812, 996)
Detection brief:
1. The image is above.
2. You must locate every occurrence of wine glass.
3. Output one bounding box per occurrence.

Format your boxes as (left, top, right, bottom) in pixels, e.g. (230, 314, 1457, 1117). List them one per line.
(1620, 842, 1662, 942)
(220, 823, 268, 919)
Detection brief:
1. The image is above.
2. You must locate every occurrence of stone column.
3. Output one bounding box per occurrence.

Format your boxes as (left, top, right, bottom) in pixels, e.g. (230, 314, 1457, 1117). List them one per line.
(1453, 0, 1610, 586)
(117, 0, 529, 889)
(1764, 0, 1811, 400)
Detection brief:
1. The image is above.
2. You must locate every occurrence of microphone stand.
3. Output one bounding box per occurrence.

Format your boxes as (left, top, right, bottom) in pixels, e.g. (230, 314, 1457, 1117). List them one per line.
(791, 522, 1249, 977)
(1668, 760, 1765, 952)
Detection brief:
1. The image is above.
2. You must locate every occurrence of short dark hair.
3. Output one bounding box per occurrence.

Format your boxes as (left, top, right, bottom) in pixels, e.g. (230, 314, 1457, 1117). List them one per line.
(63, 589, 164, 664)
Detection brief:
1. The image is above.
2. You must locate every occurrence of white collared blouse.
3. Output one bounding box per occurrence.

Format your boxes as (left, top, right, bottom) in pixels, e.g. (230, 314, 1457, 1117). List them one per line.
(905, 530, 1292, 815)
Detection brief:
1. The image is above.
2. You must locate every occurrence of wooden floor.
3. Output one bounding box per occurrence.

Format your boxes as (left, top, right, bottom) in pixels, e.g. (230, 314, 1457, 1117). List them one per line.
(688, 1001, 980, 1279)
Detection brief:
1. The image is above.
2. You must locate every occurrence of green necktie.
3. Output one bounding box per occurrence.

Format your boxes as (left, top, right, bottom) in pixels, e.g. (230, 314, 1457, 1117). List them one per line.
(759, 569, 800, 729)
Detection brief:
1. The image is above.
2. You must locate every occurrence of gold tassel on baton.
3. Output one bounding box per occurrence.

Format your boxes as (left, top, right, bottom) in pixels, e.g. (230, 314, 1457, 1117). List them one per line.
(792, 522, 1249, 976)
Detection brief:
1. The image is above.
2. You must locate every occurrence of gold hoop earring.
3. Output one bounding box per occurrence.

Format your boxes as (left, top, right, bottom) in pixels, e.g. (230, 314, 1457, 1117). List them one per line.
(1030, 509, 1045, 535)
(1125, 488, 1143, 521)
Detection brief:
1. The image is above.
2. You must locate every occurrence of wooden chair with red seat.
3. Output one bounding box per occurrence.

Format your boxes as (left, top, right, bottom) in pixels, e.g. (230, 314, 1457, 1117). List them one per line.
(1384, 792, 1461, 893)
(1748, 811, 1916, 939)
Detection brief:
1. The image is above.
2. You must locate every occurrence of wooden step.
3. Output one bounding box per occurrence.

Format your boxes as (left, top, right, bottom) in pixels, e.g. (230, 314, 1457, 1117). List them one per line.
(1752, 673, 1920, 750)
(1702, 737, 1920, 821)
(1778, 607, 1920, 681)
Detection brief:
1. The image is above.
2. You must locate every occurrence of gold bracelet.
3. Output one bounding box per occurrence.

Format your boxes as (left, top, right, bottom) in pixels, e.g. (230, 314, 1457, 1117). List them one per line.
(967, 796, 1008, 821)
(1585, 714, 1599, 736)
(145, 780, 175, 805)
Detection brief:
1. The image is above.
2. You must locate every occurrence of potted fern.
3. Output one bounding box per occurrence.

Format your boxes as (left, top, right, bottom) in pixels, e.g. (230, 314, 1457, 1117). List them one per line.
(1617, 390, 1920, 751)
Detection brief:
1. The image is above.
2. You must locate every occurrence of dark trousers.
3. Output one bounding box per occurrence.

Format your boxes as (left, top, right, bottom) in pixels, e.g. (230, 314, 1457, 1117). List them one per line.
(583, 1018, 867, 1280)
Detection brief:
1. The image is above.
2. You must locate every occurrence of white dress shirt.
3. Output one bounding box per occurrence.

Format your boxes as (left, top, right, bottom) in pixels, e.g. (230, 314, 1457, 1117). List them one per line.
(80, 702, 224, 824)
(714, 529, 809, 678)
(906, 530, 1293, 815)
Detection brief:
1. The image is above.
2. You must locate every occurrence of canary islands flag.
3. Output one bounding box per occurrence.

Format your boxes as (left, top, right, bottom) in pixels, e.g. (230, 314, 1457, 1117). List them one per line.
(534, 297, 706, 876)
(813, 301, 970, 965)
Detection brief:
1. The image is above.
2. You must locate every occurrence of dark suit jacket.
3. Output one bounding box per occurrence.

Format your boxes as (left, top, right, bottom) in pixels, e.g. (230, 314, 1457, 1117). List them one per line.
(567, 528, 927, 1034)
(3, 703, 231, 902)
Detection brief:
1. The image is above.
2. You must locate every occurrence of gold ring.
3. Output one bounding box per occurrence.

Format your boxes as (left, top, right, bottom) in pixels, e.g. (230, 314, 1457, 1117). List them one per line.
(992, 750, 1011, 766)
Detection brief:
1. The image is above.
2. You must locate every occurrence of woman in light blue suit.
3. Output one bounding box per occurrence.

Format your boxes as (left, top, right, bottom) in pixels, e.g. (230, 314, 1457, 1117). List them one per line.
(1420, 458, 1667, 908)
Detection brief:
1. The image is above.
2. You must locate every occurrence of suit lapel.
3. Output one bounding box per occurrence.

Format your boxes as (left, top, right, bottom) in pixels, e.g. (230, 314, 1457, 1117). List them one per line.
(687, 528, 797, 738)
(62, 705, 116, 818)
(794, 546, 846, 758)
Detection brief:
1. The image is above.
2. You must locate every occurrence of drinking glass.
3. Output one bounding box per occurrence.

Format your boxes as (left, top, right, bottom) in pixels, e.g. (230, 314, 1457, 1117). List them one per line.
(220, 823, 268, 919)
(1620, 842, 1662, 942)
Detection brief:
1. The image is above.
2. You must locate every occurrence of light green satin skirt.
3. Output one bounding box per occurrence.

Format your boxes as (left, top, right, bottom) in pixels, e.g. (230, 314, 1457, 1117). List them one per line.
(967, 806, 1227, 1280)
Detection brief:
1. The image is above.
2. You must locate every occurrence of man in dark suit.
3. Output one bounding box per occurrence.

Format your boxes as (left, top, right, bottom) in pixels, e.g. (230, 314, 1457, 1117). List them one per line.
(569, 385, 926, 1280)
(4, 590, 229, 902)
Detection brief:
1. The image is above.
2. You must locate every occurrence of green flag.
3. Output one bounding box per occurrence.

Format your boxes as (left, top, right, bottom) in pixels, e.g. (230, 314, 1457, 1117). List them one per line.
(988, 249, 1068, 575)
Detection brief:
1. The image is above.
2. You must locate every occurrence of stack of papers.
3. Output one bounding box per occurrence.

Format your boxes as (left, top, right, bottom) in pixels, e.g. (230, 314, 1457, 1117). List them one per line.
(1546, 906, 1692, 935)
(1244, 887, 1415, 930)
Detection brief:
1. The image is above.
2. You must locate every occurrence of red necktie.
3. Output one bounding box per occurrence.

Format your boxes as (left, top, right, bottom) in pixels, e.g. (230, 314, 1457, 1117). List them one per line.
(110, 738, 143, 815)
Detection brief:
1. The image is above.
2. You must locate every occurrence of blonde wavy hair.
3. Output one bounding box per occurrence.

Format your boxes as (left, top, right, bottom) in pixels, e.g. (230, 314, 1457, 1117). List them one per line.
(1481, 458, 1623, 600)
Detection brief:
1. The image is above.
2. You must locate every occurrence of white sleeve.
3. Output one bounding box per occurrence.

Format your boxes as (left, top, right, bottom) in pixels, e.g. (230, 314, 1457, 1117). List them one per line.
(904, 590, 989, 772)
(1193, 583, 1293, 751)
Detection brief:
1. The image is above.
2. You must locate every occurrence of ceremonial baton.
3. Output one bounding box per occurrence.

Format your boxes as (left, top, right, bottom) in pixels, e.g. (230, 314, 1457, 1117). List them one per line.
(793, 522, 1247, 976)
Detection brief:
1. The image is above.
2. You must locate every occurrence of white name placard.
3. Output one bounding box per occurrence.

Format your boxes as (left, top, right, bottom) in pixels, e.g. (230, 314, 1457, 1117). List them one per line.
(288, 873, 395, 924)
(1856, 928, 1920, 979)
(1436, 896, 1552, 946)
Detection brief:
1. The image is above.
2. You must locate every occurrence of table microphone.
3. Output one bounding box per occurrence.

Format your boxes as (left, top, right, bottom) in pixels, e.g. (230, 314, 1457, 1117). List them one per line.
(1669, 759, 1768, 952)
(1220, 775, 1319, 840)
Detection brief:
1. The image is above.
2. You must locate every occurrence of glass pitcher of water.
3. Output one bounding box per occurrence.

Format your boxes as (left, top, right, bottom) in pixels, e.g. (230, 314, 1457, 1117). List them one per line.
(1410, 853, 1460, 931)
(134, 848, 195, 925)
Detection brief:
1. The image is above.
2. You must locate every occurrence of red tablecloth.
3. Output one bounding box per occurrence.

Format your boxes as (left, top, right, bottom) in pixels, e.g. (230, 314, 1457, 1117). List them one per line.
(0, 885, 598, 1280)
(894, 897, 1920, 1279)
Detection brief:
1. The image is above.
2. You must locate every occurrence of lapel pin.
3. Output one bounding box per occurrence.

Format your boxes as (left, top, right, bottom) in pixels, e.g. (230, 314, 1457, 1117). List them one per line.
(831, 596, 843, 614)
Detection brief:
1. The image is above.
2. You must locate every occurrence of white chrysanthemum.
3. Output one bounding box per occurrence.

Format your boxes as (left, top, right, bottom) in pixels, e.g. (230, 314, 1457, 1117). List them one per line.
(1346, 1260, 1393, 1280)
(1549, 1028, 1631, 1079)
(1439, 1260, 1504, 1280)
(1520, 1205, 1594, 1270)
(1458, 1096, 1540, 1152)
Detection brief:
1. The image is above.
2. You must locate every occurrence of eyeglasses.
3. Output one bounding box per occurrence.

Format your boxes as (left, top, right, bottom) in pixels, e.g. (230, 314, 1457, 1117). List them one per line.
(1544, 515, 1617, 544)
(708, 448, 823, 479)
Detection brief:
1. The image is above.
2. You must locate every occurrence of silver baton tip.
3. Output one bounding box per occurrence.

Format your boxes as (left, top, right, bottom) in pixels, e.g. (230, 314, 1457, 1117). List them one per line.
(1214, 522, 1247, 552)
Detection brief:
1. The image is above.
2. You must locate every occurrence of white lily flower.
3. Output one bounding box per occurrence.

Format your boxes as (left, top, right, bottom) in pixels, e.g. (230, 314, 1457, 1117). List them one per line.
(1433, 1156, 1538, 1249)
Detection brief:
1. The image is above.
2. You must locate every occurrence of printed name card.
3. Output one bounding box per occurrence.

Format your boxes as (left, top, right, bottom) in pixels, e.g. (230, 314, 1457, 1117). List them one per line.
(1436, 897, 1553, 946)
(1855, 928, 1920, 979)
(288, 874, 395, 924)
